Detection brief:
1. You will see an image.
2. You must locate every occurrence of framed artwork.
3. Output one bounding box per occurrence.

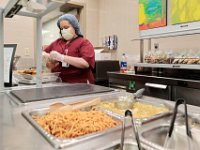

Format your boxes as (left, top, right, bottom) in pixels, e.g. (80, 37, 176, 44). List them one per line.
(172, 0, 200, 25)
(4, 44, 17, 87)
(139, 0, 167, 30)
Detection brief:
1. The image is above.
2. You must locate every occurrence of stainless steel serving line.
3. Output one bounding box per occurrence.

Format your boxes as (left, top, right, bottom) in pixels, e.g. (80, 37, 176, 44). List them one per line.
(1, 84, 200, 150)
(1, 90, 133, 150)
(4, 83, 115, 106)
(10, 83, 113, 103)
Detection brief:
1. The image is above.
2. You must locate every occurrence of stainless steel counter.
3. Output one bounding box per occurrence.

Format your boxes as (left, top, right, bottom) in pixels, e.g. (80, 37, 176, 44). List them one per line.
(1, 91, 121, 150)
(2, 83, 70, 92)
(1, 85, 200, 150)
(0, 93, 53, 150)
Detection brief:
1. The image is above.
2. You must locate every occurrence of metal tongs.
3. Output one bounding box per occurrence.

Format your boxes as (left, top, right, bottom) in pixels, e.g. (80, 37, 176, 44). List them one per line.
(164, 98, 192, 148)
(133, 88, 145, 99)
(120, 110, 142, 150)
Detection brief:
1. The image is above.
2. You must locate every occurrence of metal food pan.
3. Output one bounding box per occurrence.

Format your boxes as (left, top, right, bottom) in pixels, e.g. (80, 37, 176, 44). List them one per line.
(134, 100, 172, 124)
(21, 72, 60, 80)
(139, 116, 200, 150)
(93, 98, 172, 125)
(97, 139, 152, 150)
(14, 72, 60, 84)
(22, 106, 122, 149)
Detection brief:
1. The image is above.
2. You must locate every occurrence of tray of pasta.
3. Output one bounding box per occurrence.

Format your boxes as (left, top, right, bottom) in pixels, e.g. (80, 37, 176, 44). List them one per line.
(22, 102, 122, 149)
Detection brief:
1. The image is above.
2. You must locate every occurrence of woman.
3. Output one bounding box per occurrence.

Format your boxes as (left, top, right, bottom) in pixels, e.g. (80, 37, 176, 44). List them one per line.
(43, 14, 95, 84)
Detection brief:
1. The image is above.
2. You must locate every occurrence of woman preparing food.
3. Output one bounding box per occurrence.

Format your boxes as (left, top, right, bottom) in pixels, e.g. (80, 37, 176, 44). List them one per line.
(42, 14, 95, 84)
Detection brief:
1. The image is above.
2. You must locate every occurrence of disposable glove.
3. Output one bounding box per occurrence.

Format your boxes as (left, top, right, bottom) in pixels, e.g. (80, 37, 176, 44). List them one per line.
(50, 51, 65, 62)
(42, 52, 50, 64)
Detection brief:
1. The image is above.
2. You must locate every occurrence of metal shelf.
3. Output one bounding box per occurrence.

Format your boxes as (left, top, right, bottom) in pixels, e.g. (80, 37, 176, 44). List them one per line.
(131, 32, 200, 41)
(0, 0, 69, 90)
(0, 8, 4, 90)
(134, 63, 200, 70)
(4, 0, 69, 18)
(139, 21, 200, 39)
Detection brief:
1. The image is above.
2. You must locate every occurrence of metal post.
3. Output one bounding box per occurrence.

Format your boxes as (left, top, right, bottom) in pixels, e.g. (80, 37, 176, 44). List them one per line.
(0, 9, 4, 90)
(36, 17, 43, 87)
(148, 38, 151, 51)
(140, 39, 144, 63)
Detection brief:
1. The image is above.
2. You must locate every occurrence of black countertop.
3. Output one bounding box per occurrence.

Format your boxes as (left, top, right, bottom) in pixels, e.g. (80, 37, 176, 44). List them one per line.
(108, 72, 200, 89)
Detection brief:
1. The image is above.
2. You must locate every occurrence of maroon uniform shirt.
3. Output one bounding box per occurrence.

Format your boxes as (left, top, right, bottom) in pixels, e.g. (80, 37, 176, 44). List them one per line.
(45, 37, 95, 84)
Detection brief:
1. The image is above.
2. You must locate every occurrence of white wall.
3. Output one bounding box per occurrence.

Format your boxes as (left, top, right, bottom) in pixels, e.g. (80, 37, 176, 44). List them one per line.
(4, 16, 35, 69)
(43, 17, 61, 45)
(98, 0, 140, 61)
(69, 0, 100, 46)
(153, 35, 200, 51)
(152, 0, 200, 52)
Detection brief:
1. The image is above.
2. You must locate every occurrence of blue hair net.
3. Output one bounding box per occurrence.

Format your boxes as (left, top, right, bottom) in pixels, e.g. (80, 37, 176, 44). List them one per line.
(57, 14, 83, 37)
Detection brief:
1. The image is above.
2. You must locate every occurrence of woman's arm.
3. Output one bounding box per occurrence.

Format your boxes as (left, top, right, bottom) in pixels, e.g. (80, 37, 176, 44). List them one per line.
(50, 51, 89, 69)
(49, 39, 94, 69)
(64, 55, 89, 69)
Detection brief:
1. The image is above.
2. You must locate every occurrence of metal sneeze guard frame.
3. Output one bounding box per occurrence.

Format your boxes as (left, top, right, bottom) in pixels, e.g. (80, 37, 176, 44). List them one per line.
(0, 0, 70, 90)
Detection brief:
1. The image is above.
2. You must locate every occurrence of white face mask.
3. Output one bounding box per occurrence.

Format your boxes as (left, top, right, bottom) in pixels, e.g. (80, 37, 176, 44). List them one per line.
(61, 28, 74, 40)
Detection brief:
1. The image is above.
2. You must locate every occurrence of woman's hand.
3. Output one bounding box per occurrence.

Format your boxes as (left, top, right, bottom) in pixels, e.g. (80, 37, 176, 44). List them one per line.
(43, 52, 59, 70)
(46, 59, 59, 70)
(50, 51, 65, 62)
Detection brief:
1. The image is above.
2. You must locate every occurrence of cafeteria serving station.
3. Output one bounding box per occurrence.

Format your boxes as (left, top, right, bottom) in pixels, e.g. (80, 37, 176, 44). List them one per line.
(1, 0, 200, 150)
